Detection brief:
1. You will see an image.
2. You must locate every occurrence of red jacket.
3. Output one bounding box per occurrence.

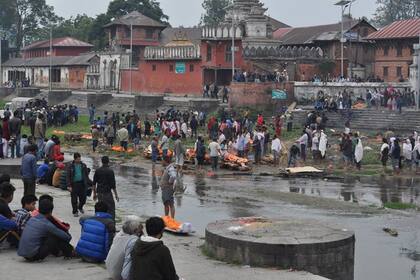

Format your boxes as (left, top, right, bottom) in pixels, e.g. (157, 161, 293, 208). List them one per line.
(52, 144, 64, 162)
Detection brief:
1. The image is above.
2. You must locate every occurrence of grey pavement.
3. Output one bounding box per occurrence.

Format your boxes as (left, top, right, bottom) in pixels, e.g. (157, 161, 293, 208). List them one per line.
(0, 180, 328, 280)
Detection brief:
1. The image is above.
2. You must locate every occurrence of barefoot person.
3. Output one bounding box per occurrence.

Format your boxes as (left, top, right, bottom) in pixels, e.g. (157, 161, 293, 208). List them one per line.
(160, 163, 177, 218)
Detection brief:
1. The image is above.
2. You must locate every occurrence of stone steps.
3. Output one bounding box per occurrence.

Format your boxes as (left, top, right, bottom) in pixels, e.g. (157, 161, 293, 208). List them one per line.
(292, 110, 420, 133)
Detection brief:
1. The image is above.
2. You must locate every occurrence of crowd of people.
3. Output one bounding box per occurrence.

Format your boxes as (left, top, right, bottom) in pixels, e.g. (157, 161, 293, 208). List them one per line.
(312, 87, 415, 113)
(0, 173, 181, 279)
(233, 69, 289, 84)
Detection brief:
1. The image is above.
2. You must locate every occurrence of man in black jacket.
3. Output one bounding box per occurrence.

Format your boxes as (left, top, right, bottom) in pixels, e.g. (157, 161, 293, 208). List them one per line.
(67, 153, 90, 217)
(130, 217, 180, 280)
(9, 111, 22, 158)
(93, 156, 119, 220)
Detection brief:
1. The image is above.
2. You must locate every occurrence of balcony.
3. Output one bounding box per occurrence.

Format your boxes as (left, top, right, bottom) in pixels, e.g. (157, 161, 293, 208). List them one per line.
(144, 45, 201, 60)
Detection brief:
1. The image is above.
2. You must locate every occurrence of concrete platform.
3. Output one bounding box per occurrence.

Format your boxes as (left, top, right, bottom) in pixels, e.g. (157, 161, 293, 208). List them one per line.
(205, 217, 355, 280)
(0, 158, 23, 178)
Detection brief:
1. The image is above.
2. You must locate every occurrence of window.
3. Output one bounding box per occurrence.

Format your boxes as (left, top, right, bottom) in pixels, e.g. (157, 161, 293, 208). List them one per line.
(383, 66, 388, 77)
(396, 66, 402, 77)
(145, 29, 154, 39)
(169, 64, 174, 72)
(411, 47, 415, 55)
(189, 64, 194, 72)
(396, 46, 403, 57)
(125, 27, 131, 38)
(40, 70, 43, 77)
(361, 27, 369, 37)
(383, 46, 389, 56)
(152, 64, 157, 71)
(206, 45, 212, 62)
(225, 44, 232, 62)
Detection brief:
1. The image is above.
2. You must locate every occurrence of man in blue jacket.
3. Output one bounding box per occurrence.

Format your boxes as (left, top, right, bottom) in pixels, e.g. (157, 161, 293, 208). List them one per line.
(18, 199, 74, 261)
(21, 144, 38, 196)
(76, 202, 116, 263)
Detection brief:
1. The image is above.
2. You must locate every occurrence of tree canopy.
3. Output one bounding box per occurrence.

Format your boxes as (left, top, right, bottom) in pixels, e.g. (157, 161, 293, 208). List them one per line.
(107, 0, 169, 23)
(0, 0, 58, 48)
(373, 0, 420, 27)
(201, 0, 231, 26)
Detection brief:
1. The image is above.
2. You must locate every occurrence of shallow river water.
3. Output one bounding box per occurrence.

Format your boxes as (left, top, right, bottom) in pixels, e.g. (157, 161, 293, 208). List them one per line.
(84, 157, 420, 280)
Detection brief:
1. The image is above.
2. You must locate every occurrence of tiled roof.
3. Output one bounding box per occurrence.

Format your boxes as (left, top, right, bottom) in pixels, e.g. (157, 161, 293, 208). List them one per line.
(104, 11, 167, 28)
(274, 19, 363, 45)
(2, 53, 98, 67)
(160, 27, 202, 45)
(267, 16, 290, 31)
(22, 37, 93, 50)
(366, 18, 420, 40)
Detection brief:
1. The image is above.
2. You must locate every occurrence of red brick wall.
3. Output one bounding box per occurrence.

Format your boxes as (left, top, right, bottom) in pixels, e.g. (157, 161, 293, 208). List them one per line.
(229, 82, 295, 111)
(121, 60, 203, 95)
(68, 67, 86, 89)
(373, 45, 414, 82)
(201, 40, 244, 70)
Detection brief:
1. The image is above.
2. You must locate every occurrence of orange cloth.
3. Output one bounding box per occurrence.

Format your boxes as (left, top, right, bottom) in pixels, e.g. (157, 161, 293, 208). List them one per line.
(162, 216, 182, 231)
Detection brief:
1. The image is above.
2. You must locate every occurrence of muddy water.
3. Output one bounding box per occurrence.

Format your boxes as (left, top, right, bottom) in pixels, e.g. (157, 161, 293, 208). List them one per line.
(85, 157, 420, 280)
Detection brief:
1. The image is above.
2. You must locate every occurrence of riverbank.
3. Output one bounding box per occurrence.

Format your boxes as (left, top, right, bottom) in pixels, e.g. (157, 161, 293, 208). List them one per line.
(1, 180, 328, 280)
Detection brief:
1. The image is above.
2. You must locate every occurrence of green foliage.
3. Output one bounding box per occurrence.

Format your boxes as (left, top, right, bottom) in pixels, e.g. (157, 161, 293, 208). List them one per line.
(0, 0, 60, 49)
(200, 0, 231, 26)
(383, 202, 417, 210)
(373, 0, 420, 27)
(107, 0, 169, 23)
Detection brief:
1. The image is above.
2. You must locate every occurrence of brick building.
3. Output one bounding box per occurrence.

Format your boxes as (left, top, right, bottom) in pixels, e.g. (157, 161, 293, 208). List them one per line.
(22, 37, 93, 58)
(2, 54, 100, 89)
(274, 18, 377, 80)
(367, 18, 420, 82)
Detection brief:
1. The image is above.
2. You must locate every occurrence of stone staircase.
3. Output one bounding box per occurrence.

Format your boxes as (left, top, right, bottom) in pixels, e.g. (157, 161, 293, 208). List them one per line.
(292, 109, 420, 133)
(96, 94, 135, 114)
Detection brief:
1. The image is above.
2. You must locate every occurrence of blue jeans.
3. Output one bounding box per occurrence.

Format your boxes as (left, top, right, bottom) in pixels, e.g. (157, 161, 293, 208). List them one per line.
(10, 136, 21, 158)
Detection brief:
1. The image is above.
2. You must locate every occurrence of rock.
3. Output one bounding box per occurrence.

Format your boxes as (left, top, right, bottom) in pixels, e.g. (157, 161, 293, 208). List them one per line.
(383, 227, 398, 237)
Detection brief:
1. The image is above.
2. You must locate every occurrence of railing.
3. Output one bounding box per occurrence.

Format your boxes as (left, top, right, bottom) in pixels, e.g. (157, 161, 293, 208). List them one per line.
(144, 45, 201, 60)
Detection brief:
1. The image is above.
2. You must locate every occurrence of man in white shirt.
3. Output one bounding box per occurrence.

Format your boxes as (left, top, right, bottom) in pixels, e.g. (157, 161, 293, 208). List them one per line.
(208, 139, 221, 171)
(271, 135, 282, 166)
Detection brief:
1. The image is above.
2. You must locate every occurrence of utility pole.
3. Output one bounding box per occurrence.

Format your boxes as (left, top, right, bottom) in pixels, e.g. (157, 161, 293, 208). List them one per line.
(130, 23, 133, 95)
(49, 26, 52, 92)
(335, 1, 351, 79)
(232, 18, 235, 82)
(417, 0, 420, 110)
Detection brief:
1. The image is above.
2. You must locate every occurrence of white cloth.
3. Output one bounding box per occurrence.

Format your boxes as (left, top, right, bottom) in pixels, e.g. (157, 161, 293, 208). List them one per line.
(271, 138, 282, 153)
(354, 140, 364, 163)
(105, 231, 138, 280)
(403, 141, 413, 160)
(380, 143, 389, 153)
(319, 132, 328, 157)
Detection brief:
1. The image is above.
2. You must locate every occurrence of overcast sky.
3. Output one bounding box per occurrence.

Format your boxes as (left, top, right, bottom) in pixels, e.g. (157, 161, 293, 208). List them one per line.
(46, 0, 378, 27)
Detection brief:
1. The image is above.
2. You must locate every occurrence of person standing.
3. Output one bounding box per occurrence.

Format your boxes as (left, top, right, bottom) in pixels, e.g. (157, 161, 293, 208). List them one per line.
(208, 138, 221, 171)
(9, 111, 22, 158)
(190, 115, 198, 139)
(380, 138, 389, 172)
(297, 130, 308, 162)
(160, 163, 177, 218)
(21, 144, 38, 196)
(89, 104, 96, 125)
(151, 136, 159, 169)
(271, 135, 282, 166)
(67, 153, 90, 217)
(222, 86, 229, 103)
(92, 125, 101, 152)
(354, 133, 364, 170)
(93, 156, 119, 220)
(117, 124, 129, 152)
(34, 113, 46, 159)
(160, 131, 170, 164)
(173, 135, 185, 173)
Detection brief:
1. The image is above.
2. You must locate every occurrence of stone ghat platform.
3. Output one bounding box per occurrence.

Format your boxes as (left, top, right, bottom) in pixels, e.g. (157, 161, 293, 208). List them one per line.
(205, 217, 355, 280)
(0, 158, 22, 178)
(292, 109, 420, 133)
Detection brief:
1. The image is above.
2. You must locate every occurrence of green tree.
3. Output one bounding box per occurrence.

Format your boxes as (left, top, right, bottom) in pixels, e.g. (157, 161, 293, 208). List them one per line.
(373, 0, 420, 27)
(106, 0, 169, 23)
(200, 0, 231, 26)
(89, 13, 112, 51)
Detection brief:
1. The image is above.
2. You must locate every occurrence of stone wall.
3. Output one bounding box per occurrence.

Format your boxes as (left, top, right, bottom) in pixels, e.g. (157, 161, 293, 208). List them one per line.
(0, 87, 15, 98)
(17, 87, 41, 98)
(86, 93, 113, 107)
(229, 82, 294, 112)
(48, 90, 72, 105)
(135, 95, 164, 112)
(294, 82, 412, 102)
(189, 99, 219, 113)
